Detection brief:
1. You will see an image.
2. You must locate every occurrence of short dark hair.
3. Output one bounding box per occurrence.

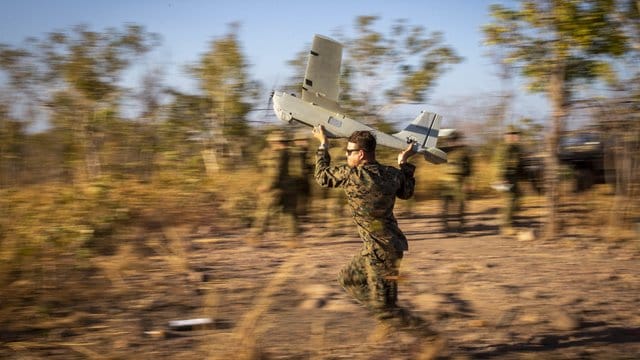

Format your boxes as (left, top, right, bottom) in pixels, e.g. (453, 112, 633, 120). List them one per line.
(348, 131, 376, 153)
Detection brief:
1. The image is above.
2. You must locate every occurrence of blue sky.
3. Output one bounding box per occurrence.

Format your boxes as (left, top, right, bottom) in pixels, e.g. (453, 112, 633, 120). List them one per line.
(0, 0, 549, 126)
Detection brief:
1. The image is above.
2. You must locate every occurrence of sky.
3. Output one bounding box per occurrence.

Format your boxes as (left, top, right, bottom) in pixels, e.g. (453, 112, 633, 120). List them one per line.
(0, 0, 549, 128)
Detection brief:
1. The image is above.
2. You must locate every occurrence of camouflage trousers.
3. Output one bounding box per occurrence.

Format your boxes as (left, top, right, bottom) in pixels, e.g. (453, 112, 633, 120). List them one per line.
(251, 190, 300, 240)
(501, 184, 521, 229)
(338, 244, 403, 319)
(440, 182, 467, 231)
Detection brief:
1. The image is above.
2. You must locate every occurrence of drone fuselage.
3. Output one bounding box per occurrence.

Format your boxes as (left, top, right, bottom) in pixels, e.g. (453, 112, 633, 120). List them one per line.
(272, 91, 446, 164)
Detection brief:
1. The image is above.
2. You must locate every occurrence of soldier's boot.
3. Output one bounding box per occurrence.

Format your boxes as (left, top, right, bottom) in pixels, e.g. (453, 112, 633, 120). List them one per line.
(394, 309, 447, 360)
(454, 215, 465, 233)
(368, 320, 395, 341)
(416, 335, 448, 360)
(457, 218, 465, 233)
(370, 313, 446, 359)
(247, 217, 268, 246)
(394, 308, 439, 338)
(441, 212, 451, 233)
(500, 225, 516, 236)
(373, 307, 439, 340)
(367, 307, 398, 341)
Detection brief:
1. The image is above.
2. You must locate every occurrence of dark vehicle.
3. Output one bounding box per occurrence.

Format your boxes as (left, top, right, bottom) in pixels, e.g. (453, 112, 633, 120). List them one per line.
(558, 131, 613, 192)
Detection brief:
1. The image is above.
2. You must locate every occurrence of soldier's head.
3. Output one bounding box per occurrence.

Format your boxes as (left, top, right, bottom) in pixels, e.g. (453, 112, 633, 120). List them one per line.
(504, 125, 520, 143)
(346, 131, 376, 167)
(446, 130, 464, 146)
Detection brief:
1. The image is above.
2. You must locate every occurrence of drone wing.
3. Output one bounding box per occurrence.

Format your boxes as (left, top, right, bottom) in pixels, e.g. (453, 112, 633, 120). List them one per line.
(301, 35, 342, 113)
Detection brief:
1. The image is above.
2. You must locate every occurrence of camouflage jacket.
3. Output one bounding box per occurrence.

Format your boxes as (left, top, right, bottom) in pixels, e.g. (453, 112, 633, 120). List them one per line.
(315, 148, 415, 252)
(259, 148, 290, 191)
(442, 145, 472, 182)
(496, 143, 524, 183)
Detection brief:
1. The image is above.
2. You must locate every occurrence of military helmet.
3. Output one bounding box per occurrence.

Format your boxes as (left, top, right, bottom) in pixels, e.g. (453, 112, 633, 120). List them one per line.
(447, 130, 462, 141)
(505, 125, 520, 135)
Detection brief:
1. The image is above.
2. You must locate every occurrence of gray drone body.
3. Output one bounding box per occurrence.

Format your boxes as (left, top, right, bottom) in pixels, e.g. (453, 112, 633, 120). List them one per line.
(272, 34, 447, 164)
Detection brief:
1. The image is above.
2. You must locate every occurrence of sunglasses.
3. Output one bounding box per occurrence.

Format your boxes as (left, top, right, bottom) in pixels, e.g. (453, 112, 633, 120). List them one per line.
(345, 148, 362, 155)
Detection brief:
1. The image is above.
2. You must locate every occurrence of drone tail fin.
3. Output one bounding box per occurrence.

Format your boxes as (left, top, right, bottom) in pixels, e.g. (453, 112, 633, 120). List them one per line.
(393, 111, 447, 164)
(301, 35, 343, 113)
(393, 111, 441, 148)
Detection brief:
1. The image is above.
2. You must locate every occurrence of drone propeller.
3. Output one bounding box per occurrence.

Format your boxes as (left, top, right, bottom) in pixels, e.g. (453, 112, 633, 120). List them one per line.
(268, 90, 275, 109)
(246, 87, 278, 124)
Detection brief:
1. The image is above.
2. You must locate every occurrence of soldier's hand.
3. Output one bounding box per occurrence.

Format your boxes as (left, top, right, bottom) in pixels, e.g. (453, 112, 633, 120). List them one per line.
(312, 125, 328, 146)
(398, 142, 417, 165)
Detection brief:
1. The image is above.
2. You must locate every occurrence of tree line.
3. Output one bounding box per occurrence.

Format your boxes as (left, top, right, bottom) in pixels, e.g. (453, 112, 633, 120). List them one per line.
(1, 3, 639, 238)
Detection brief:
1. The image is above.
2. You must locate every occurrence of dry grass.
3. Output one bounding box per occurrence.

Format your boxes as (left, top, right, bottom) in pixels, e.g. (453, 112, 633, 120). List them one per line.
(0, 162, 637, 358)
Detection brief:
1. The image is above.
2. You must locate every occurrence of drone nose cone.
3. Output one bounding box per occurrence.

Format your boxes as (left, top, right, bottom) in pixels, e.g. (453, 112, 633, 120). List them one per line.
(272, 92, 293, 123)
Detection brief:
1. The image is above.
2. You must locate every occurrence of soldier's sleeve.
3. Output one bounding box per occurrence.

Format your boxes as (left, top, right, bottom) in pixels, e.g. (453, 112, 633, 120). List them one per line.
(314, 148, 350, 188)
(397, 163, 416, 199)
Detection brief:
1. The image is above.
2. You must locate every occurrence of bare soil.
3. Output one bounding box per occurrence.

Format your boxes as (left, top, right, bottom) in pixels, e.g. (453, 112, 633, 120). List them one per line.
(2, 198, 639, 359)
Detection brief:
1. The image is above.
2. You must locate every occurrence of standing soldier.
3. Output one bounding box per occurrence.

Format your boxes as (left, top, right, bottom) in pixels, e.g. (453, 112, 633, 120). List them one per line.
(439, 130, 473, 232)
(495, 125, 524, 234)
(325, 145, 349, 234)
(310, 141, 349, 235)
(289, 129, 313, 221)
(250, 130, 299, 246)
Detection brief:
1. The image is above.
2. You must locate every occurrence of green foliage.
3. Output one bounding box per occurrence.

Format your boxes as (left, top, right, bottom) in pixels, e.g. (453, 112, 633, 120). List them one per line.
(0, 46, 34, 91)
(192, 25, 252, 139)
(483, 0, 631, 99)
(0, 103, 27, 187)
(283, 47, 309, 95)
(344, 16, 462, 111)
(1, 24, 160, 181)
(0, 24, 160, 104)
(483, 0, 637, 238)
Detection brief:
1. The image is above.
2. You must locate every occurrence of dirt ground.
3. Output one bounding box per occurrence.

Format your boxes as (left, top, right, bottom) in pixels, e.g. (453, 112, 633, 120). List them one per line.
(2, 197, 639, 359)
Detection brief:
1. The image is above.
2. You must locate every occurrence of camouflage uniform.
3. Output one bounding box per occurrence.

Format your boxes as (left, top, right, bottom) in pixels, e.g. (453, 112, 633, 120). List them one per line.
(289, 134, 313, 219)
(496, 141, 524, 231)
(439, 145, 472, 232)
(314, 147, 415, 319)
(251, 135, 299, 244)
(319, 147, 349, 232)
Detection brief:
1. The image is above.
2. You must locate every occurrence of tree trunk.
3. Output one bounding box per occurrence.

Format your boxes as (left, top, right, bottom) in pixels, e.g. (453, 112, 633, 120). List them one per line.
(545, 65, 567, 240)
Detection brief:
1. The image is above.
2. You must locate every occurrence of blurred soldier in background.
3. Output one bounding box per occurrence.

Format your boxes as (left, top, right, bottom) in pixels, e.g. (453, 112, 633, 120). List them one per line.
(249, 130, 300, 247)
(495, 125, 524, 235)
(289, 129, 313, 221)
(310, 141, 349, 235)
(439, 130, 473, 232)
(325, 145, 349, 234)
